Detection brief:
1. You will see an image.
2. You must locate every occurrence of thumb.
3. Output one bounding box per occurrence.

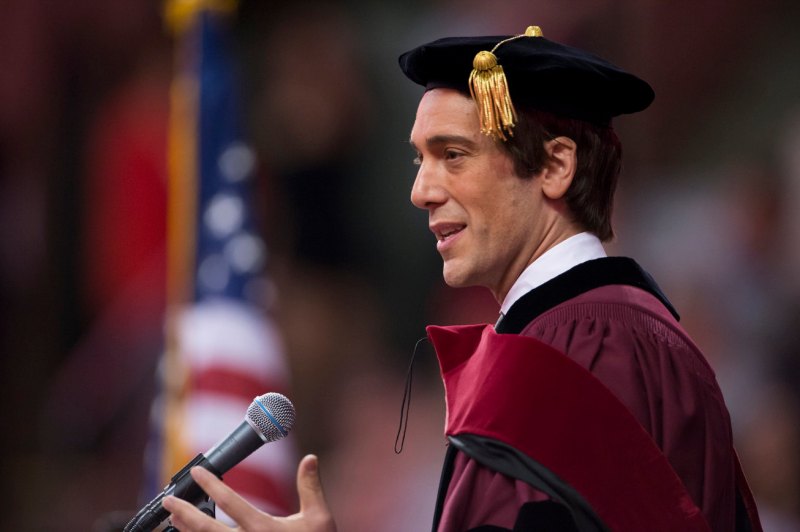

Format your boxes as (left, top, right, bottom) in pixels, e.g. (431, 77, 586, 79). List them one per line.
(296, 455, 337, 531)
(297, 454, 330, 515)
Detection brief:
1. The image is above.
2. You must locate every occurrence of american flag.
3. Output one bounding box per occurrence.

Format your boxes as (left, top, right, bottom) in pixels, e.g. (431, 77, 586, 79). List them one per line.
(147, 1, 295, 518)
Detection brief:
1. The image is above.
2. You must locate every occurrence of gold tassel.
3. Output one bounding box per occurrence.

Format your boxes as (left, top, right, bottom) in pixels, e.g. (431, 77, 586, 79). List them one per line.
(468, 51, 516, 141)
(468, 25, 543, 141)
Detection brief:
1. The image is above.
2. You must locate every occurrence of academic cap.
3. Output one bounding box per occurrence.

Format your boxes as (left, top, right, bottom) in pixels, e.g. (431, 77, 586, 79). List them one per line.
(398, 26, 654, 138)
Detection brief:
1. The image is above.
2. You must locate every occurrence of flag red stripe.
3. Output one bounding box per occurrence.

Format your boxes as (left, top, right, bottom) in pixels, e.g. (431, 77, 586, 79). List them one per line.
(224, 465, 295, 515)
(191, 366, 288, 400)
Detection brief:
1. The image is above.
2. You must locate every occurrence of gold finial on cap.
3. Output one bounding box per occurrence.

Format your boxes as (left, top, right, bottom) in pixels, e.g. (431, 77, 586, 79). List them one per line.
(525, 26, 543, 37)
(468, 25, 542, 141)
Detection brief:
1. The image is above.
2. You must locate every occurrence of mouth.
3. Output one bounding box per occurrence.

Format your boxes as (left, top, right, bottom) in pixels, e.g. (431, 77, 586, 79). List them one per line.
(432, 223, 466, 242)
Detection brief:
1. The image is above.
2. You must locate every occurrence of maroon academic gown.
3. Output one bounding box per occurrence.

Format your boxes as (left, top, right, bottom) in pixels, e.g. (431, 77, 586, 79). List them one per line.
(429, 257, 760, 531)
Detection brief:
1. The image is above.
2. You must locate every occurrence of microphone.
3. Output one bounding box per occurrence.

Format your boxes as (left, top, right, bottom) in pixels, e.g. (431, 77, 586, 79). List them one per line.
(124, 392, 295, 532)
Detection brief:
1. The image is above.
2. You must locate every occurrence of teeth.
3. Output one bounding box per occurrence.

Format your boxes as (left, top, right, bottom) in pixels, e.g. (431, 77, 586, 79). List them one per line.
(436, 226, 464, 241)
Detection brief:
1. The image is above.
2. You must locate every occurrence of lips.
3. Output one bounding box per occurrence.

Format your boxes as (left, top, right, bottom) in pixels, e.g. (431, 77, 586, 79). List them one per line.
(431, 222, 466, 243)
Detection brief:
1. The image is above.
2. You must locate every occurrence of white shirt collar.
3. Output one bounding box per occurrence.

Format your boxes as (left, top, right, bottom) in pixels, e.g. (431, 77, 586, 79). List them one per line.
(499, 232, 607, 315)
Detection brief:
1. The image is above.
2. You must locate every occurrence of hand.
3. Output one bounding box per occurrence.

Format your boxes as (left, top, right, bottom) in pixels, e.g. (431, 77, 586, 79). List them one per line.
(162, 454, 336, 531)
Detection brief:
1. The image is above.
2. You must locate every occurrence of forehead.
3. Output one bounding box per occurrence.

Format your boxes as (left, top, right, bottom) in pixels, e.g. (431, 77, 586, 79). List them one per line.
(410, 88, 482, 142)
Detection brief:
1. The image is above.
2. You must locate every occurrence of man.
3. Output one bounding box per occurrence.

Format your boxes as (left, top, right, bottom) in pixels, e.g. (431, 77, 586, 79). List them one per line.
(163, 27, 761, 531)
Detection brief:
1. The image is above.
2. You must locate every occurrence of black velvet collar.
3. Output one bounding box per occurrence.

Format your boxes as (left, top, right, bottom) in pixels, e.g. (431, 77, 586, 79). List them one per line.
(495, 257, 679, 335)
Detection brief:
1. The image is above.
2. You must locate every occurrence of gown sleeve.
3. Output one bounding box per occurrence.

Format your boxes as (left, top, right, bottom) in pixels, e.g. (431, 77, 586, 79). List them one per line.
(522, 286, 737, 531)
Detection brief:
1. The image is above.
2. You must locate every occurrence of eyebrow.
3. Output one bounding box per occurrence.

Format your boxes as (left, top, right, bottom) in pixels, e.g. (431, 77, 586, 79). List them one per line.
(408, 134, 479, 152)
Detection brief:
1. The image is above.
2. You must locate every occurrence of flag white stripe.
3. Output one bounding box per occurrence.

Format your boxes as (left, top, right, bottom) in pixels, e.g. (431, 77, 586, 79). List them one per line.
(178, 299, 289, 380)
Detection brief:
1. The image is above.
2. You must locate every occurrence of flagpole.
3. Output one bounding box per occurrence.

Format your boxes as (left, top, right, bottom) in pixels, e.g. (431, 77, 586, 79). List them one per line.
(162, 0, 241, 487)
(162, 0, 201, 486)
(154, 1, 295, 515)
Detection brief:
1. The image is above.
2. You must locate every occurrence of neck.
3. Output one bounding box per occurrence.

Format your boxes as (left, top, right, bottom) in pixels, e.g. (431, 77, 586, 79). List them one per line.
(491, 223, 584, 303)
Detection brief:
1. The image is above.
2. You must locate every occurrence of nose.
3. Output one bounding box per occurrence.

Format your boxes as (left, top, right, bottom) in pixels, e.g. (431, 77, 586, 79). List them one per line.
(410, 163, 447, 210)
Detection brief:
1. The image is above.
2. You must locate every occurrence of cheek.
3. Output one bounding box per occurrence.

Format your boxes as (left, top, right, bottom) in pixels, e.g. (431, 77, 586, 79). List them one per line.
(485, 185, 527, 222)
(470, 200, 516, 251)
(486, 187, 539, 243)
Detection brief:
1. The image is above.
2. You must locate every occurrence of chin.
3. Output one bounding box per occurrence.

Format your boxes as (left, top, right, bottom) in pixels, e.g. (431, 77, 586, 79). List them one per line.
(441, 262, 477, 289)
(441, 265, 463, 288)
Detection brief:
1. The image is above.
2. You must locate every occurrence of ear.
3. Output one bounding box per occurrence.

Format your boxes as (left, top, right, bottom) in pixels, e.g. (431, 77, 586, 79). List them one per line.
(540, 136, 577, 200)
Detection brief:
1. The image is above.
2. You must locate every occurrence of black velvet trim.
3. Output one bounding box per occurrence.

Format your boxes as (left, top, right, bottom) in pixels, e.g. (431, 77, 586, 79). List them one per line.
(510, 501, 580, 532)
(443, 434, 609, 532)
(735, 487, 754, 532)
(469, 501, 579, 531)
(496, 257, 679, 335)
(431, 444, 458, 532)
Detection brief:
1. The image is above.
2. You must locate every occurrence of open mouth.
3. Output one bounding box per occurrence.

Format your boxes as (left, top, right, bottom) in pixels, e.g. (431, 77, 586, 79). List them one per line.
(434, 224, 466, 242)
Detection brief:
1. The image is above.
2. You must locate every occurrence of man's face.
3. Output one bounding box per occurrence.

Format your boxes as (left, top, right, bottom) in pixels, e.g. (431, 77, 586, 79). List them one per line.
(409, 89, 547, 301)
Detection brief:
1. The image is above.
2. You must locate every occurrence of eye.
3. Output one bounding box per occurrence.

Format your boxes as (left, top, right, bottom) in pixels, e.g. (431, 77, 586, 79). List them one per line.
(444, 149, 464, 161)
(412, 153, 422, 166)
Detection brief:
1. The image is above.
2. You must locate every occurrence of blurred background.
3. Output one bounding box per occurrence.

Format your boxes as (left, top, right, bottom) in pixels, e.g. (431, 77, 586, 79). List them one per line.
(1, 0, 799, 530)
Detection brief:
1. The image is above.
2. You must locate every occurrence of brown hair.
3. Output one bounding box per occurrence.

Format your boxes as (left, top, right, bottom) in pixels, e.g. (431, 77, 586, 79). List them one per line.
(502, 107, 623, 241)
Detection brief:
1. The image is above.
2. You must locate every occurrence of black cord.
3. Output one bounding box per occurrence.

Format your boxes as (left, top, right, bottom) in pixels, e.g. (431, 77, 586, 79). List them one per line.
(394, 336, 428, 454)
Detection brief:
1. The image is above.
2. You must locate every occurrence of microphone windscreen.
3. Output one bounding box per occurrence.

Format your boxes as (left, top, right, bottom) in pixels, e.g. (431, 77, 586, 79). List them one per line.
(246, 392, 295, 442)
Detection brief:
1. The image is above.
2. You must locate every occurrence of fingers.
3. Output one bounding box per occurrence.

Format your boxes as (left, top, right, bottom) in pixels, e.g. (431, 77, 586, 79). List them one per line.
(189, 466, 272, 530)
(162, 458, 336, 532)
(163, 493, 223, 531)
